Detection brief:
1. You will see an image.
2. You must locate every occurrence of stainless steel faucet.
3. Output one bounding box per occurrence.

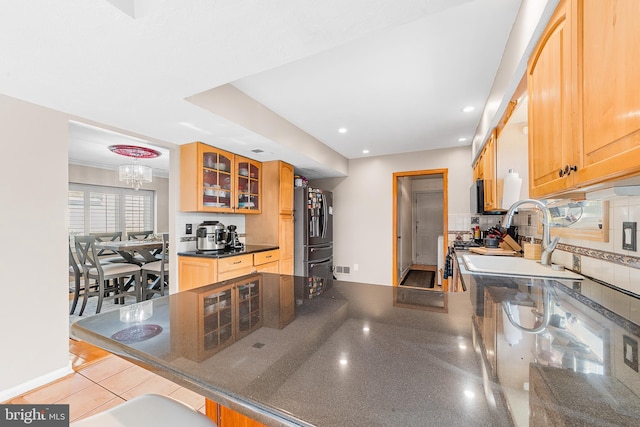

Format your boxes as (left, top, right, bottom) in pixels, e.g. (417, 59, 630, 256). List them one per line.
(503, 199, 559, 266)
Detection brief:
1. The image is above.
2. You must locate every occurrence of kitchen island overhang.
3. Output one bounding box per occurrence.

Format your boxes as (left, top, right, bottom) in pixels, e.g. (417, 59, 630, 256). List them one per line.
(71, 273, 511, 426)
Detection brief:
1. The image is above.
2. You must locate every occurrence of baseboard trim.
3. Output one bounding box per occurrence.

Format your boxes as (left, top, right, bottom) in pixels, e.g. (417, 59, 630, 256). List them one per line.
(1, 363, 74, 402)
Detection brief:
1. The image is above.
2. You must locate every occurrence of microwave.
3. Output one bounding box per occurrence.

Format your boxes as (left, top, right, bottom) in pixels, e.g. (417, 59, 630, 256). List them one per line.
(470, 179, 506, 215)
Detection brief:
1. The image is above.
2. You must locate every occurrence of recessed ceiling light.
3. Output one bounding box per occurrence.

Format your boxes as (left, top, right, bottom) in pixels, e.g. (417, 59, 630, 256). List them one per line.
(462, 106, 475, 113)
(458, 137, 467, 142)
(338, 127, 348, 134)
(362, 149, 370, 154)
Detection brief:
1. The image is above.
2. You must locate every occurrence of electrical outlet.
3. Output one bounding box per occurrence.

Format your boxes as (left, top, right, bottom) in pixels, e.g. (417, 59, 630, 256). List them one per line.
(353, 264, 359, 272)
(623, 222, 637, 251)
(624, 335, 638, 372)
(185, 223, 192, 235)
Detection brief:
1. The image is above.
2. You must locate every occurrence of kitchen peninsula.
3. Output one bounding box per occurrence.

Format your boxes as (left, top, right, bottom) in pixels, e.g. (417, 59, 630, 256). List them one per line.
(72, 273, 510, 426)
(71, 269, 640, 426)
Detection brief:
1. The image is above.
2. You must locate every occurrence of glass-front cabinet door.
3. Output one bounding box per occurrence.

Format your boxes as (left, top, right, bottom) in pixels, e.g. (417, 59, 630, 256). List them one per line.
(201, 146, 234, 212)
(235, 156, 261, 214)
(237, 277, 262, 338)
(202, 288, 234, 355)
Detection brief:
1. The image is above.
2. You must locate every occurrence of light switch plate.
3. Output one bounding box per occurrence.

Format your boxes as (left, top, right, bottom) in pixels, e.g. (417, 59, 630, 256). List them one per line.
(622, 222, 637, 251)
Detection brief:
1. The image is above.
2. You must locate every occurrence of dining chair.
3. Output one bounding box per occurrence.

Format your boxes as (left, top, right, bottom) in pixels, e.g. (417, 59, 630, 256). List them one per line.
(89, 231, 123, 255)
(69, 244, 83, 315)
(141, 233, 169, 299)
(127, 230, 154, 240)
(90, 231, 125, 263)
(74, 236, 142, 314)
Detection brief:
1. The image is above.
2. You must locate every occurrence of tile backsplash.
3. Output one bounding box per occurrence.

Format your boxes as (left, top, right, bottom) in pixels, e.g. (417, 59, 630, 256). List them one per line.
(514, 196, 640, 296)
(448, 196, 640, 296)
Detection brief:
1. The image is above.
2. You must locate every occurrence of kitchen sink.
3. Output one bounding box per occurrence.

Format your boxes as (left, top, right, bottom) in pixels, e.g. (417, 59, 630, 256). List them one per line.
(461, 254, 583, 280)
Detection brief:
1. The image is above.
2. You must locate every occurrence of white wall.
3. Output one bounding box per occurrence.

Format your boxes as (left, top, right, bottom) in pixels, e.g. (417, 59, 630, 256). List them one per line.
(314, 145, 472, 285)
(0, 94, 72, 399)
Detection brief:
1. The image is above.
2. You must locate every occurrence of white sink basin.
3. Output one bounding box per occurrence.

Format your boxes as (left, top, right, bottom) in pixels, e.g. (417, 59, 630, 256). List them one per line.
(461, 255, 583, 280)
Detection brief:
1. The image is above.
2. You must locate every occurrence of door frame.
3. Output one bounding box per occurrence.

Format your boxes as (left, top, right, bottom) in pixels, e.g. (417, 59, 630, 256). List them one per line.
(392, 169, 448, 289)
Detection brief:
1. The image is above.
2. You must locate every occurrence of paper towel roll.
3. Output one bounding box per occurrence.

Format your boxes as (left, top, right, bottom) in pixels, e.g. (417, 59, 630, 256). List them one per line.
(502, 169, 523, 209)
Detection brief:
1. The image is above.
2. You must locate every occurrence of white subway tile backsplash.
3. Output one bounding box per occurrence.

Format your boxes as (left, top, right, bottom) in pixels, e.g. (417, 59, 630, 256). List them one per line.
(614, 264, 631, 290)
(630, 268, 640, 295)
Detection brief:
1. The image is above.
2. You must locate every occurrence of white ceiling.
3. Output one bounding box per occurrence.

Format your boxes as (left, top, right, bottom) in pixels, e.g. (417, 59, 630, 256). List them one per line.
(1, 0, 530, 178)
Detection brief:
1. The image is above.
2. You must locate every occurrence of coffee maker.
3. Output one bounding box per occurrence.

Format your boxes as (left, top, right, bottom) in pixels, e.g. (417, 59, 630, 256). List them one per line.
(196, 221, 228, 251)
(226, 224, 244, 250)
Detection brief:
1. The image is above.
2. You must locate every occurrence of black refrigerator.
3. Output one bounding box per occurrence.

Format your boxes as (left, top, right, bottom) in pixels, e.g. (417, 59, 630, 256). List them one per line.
(294, 187, 333, 278)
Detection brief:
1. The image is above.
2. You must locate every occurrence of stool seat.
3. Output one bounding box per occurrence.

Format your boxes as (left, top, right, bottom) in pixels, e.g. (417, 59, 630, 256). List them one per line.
(70, 394, 216, 427)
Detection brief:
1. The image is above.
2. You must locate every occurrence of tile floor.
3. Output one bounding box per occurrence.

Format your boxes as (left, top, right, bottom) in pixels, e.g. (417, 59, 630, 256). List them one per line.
(5, 339, 206, 423)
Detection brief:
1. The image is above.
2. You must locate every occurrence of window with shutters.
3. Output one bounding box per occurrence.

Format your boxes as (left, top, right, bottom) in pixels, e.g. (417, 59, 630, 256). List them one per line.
(68, 184, 154, 235)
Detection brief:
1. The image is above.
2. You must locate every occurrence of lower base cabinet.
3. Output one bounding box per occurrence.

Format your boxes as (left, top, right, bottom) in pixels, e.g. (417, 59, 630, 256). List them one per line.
(178, 250, 280, 290)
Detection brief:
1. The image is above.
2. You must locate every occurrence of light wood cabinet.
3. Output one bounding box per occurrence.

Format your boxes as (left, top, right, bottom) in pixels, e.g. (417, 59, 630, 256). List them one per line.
(180, 142, 235, 213)
(235, 155, 261, 214)
(528, 0, 575, 197)
(179, 250, 281, 290)
(245, 161, 294, 274)
(576, 0, 640, 185)
(180, 142, 262, 213)
(473, 129, 500, 211)
(482, 131, 498, 210)
(528, 0, 640, 198)
(178, 256, 217, 291)
(217, 254, 254, 281)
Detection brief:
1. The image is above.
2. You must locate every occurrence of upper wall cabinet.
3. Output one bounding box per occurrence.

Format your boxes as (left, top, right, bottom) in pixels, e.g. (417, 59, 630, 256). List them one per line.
(180, 142, 261, 213)
(235, 156, 261, 213)
(528, 0, 640, 198)
(528, 0, 574, 197)
(576, 0, 640, 185)
(473, 129, 500, 211)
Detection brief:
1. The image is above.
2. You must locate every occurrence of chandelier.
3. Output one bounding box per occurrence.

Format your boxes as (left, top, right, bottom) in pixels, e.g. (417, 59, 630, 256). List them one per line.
(108, 145, 161, 190)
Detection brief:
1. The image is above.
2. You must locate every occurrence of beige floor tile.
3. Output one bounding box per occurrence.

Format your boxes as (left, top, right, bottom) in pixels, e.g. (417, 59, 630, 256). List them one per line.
(55, 383, 118, 421)
(169, 386, 207, 410)
(19, 373, 94, 404)
(71, 396, 126, 422)
(77, 354, 135, 383)
(119, 373, 181, 400)
(98, 364, 155, 395)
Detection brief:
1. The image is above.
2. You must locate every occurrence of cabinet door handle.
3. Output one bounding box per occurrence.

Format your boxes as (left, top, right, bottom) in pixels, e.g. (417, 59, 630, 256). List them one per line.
(558, 168, 565, 177)
(567, 165, 578, 175)
(265, 255, 272, 258)
(233, 260, 242, 264)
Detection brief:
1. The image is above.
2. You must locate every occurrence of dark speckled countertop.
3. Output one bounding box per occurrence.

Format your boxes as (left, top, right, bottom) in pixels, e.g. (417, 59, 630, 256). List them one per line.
(178, 244, 278, 259)
(71, 265, 640, 426)
(457, 251, 640, 426)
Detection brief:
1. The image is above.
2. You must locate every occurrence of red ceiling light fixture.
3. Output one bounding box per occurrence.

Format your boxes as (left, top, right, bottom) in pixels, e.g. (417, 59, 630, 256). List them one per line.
(108, 145, 161, 190)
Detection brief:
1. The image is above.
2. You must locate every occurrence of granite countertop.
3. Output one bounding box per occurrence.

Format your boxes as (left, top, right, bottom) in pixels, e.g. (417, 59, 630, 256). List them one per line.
(71, 266, 640, 426)
(178, 244, 279, 259)
(456, 250, 640, 426)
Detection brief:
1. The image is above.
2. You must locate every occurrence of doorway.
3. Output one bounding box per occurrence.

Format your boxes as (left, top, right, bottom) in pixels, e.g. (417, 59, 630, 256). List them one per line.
(392, 169, 448, 289)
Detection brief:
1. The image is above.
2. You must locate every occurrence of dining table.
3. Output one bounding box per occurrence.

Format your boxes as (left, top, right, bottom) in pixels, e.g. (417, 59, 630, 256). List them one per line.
(96, 239, 164, 264)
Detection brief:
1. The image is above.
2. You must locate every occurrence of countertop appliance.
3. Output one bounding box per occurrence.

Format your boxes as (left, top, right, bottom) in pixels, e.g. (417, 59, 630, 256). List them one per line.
(196, 221, 228, 251)
(294, 187, 333, 278)
(225, 224, 244, 250)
